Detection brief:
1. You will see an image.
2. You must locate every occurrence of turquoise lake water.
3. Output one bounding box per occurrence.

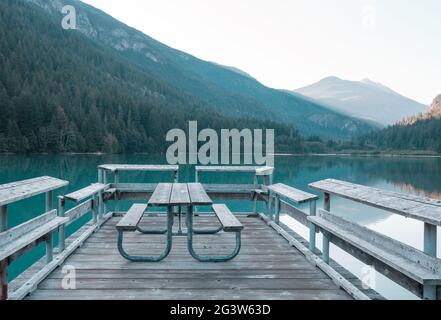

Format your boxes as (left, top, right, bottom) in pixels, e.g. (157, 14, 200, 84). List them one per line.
(2, 154, 441, 300)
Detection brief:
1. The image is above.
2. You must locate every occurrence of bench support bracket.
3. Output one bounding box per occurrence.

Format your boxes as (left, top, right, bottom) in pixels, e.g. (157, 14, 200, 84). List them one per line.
(424, 223, 437, 257)
(187, 206, 242, 262)
(117, 208, 174, 262)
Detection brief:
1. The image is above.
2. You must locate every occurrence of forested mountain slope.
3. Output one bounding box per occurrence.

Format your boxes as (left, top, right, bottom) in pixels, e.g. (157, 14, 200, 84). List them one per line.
(0, 0, 305, 153)
(24, 0, 376, 140)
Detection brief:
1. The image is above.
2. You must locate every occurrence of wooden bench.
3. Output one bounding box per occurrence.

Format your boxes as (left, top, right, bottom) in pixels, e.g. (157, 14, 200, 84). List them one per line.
(268, 183, 319, 250)
(64, 183, 108, 203)
(212, 204, 244, 232)
(0, 210, 68, 299)
(309, 179, 441, 257)
(116, 204, 147, 232)
(309, 209, 441, 300)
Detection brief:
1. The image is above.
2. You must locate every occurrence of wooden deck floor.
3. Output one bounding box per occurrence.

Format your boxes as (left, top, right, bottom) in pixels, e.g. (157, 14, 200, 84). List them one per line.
(27, 215, 351, 300)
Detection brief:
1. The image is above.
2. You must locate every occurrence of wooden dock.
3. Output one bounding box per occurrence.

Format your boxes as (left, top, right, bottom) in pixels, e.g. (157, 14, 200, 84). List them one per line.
(26, 215, 352, 300)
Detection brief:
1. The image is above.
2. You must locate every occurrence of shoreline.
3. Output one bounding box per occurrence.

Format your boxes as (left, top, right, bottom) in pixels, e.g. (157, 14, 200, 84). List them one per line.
(0, 152, 440, 159)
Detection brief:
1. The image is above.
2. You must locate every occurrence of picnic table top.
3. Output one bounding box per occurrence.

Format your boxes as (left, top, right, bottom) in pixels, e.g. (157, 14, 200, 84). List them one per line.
(0, 176, 68, 207)
(98, 164, 179, 172)
(148, 183, 212, 207)
(309, 178, 441, 226)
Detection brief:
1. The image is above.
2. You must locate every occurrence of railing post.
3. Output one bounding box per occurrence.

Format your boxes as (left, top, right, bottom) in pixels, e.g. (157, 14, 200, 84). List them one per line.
(45, 232, 53, 264)
(45, 190, 54, 212)
(252, 174, 258, 214)
(263, 175, 271, 216)
(58, 196, 66, 252)
(114, 170, 120, 213)
(424, 223, 437, 257)
(102, 169, 108, 215)
(0, 259, 7, 300)
(309, 200, 317, 252)
(324, 192, 331, 211)
(0, 205, 7, 232)
(98, 168, 103, 183)
(423, 285, 437, 300)
(174, 169, 179, 183)
(0, 206, 6, 299)
(274, 196, 281, 224)
(92, 195, 98, 224)
(322, 234, 330, 264)
(322, 193, 331, 263)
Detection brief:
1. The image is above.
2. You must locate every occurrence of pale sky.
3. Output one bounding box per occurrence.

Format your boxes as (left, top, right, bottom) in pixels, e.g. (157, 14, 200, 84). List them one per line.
(82, 0, 441, 104)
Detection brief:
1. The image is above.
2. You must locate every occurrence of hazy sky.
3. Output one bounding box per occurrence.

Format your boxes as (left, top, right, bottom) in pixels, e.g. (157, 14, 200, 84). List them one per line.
(82, 0, 440, 104)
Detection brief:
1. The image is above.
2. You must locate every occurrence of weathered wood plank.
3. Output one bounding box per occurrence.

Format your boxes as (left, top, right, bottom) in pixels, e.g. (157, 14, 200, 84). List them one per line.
(309, 179, 441, 226)
(39, 278, 340, 290)
(116, 204, 147, 231)
(0, 211, 56, 246)
(269, 183, 318, 204)
(148, 183, 172, 207)
(64, 199, 93, 225)
(24, 215, 352, 301)
(309, 209, 441, 285)
(0, 177, 68, 206)
(213, 204, 243, 232)
(64, 184, 108, 202)
(187, 183, 212, 205)
(196, 166, 274, 175)
(99, 165, 178, 172)
(27, 289, 350, 300)
(0, 211, 67, 261)
(169, 183, 190, 206)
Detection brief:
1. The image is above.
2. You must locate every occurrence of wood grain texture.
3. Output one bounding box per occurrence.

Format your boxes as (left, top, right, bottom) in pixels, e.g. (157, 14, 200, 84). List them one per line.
(269, 183, 318, 204)
(212, 204, 243, 231)
(116, 204, 148, 231)
(187, 183, 212, 205)
(309, 209, 441, 285)
(148, 183, 172, 207)
(309, 179, 441, 226)
(26, 215, 351, 300)
(64, 183, 108, 202)
(0, 176, 68, 206)
(99, 165, 178, 172)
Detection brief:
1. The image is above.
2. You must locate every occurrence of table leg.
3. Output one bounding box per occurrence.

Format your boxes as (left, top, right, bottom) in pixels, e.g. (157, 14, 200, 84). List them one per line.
(178, 206, 183, 235)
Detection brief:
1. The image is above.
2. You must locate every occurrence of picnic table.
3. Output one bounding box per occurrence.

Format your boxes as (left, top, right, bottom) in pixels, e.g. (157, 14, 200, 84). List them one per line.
(116, 183, 243, 262)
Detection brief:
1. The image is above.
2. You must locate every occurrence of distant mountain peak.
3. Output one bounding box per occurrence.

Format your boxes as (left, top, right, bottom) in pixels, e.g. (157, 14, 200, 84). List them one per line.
(294, 76, 427, 126)
(318, 76, 342, 83)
